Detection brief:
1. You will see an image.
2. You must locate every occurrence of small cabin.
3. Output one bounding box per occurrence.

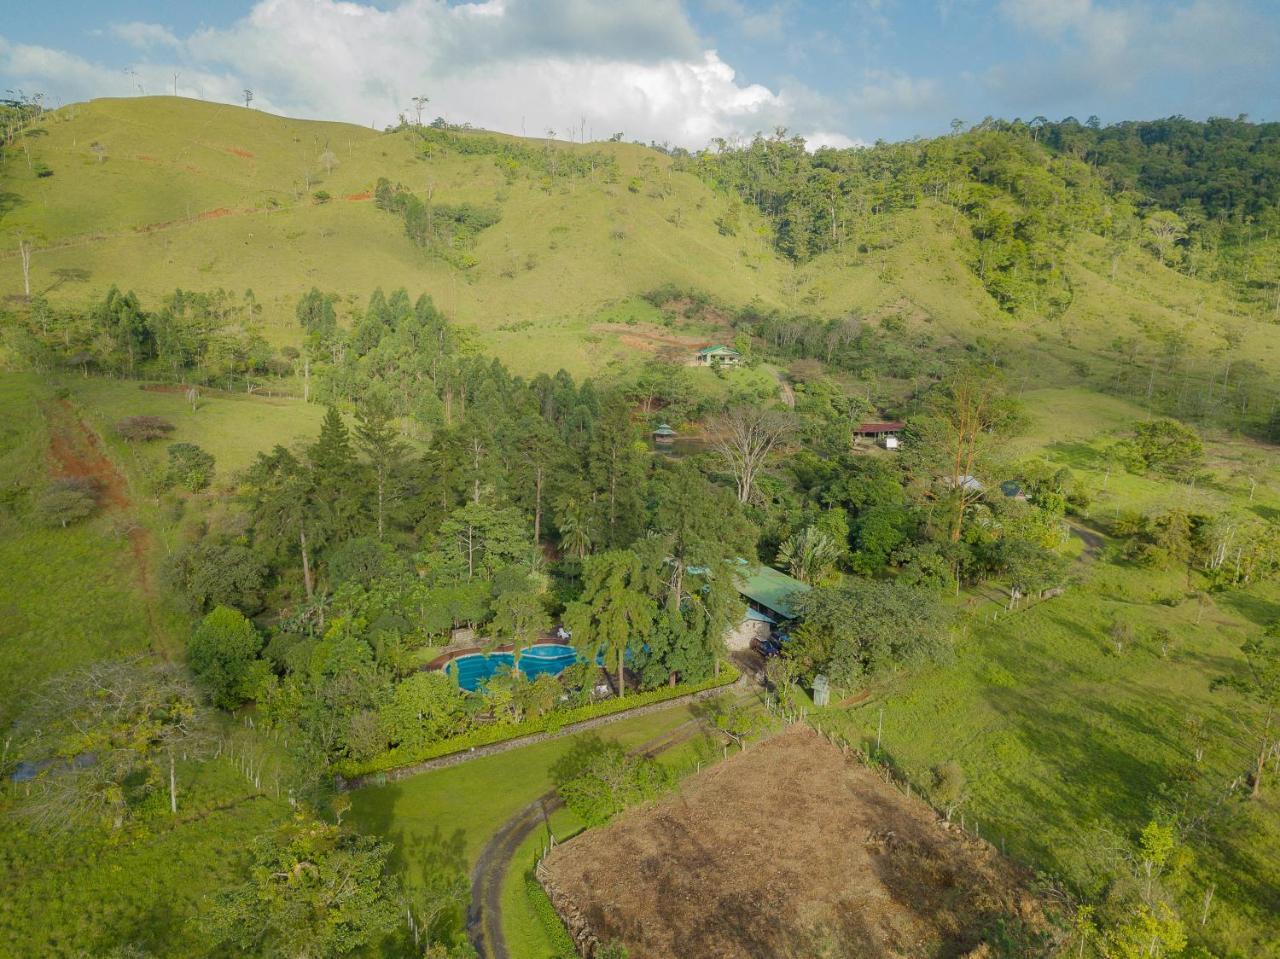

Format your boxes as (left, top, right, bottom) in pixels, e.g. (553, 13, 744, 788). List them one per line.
(694, 345, 742, 367)
(854, 420, 904, 450)
(943, 474, 985, 493)
(652, 423, 677, 444)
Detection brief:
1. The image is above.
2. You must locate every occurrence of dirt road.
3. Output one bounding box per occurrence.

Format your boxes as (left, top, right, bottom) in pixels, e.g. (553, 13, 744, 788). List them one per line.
(467, 719, 713, 959)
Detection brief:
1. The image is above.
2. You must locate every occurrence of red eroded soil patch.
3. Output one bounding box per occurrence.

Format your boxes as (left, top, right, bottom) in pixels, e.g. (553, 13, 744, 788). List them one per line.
(345, 191, 373, 201)
(198, 207, 234, 221)
(47, 400, 129, 510)
(135, 154, 159, 163)
(594, 323, 704, 356)
(542, 726, 1055, 959)
(226, 146, 255, 159)
(45, 401, 161, 614)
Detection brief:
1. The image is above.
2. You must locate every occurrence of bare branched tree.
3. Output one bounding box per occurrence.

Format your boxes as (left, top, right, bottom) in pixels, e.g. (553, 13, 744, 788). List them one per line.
(12, 659, 210, 831)
(711, 406, 793, 504)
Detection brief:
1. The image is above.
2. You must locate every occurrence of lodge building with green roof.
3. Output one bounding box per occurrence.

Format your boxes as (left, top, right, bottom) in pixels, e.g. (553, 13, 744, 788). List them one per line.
(726, 563, 809, 651)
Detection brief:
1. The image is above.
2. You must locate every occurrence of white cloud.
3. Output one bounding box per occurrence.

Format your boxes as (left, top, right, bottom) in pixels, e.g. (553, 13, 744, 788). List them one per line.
(803, 130, 865, 151)
(108, 22, 182, 51)
(0, 0, 841, 149)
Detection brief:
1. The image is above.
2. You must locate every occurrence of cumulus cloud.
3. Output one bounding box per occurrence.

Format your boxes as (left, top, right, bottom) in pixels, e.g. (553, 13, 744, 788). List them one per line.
(0, 0, 849, 149)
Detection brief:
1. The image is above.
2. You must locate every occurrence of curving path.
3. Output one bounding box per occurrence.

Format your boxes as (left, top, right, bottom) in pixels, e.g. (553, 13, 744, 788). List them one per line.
(466, 719, 713, 959)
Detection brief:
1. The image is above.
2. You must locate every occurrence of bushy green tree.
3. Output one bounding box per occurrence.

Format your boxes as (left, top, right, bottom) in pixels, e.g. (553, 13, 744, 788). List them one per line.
(1121, 419, 1203, 477)
(789, 580, 953, 686)
(550, 737, 670, 827)
(378, 672, 468, 750)
(167, 540, 267, 614)
(189, 606, 263, 709)
(196, 815, 401, 957)
(35, 477, 97, 527)
(165, 442, 215, 491)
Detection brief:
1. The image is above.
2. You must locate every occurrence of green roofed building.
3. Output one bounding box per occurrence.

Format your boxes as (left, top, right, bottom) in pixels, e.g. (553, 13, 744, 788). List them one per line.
(693, 344, 742, 367)
(727, 563, 809, 650)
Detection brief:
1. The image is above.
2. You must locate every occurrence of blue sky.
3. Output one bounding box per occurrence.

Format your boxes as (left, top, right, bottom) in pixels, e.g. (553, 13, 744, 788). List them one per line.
(2, 0, 1276, 148)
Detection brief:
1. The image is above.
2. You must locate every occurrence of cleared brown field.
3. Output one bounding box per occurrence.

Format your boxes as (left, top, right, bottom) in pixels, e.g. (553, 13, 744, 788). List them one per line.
(540, 726, 1057, 959)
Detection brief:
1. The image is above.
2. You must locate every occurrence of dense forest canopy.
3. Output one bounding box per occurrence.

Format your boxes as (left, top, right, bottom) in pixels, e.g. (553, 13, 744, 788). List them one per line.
(680, 115, 1280, 319)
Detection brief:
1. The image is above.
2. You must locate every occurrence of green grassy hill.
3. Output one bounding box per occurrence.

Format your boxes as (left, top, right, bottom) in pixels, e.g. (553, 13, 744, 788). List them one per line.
(3, 97, 1273, 383)
(0, 97, 790, 373)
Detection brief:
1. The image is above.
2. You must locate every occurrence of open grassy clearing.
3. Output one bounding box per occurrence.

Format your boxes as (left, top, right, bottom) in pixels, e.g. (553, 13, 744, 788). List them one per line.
(63, 375, 326, 477)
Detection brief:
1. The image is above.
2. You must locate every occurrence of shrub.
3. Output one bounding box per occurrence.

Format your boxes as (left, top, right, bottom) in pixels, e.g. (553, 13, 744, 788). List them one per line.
(115, 415, 175, 442)
(165, 443, 215, 491)
(525, 873, 576, 958)
(929, 761, 967, 821)
(35, 476, 98, 527)
(313, 190, 331, 204)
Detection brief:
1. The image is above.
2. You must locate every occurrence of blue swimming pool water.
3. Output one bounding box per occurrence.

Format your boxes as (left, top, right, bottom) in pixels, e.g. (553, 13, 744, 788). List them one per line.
(448, 643, 580, 691)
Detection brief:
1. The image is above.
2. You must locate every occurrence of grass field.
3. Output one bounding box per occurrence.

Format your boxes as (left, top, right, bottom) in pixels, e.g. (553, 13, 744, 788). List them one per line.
(65, 376, 327, 477)
(0, 374, 168, 725)
(0, 757, 289, 957)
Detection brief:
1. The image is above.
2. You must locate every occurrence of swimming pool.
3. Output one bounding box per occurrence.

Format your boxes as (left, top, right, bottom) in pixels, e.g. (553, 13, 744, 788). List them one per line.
(447, 643, 580, 691)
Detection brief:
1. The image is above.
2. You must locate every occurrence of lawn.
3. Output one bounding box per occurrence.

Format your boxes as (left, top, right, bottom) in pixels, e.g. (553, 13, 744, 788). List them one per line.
(348, 701, 709, 876)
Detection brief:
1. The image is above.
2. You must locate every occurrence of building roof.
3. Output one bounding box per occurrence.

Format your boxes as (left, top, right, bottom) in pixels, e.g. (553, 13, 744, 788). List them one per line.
(855, 421, 906, 434)
(697, 345, 740, 356)
(943, 474, 985, 492)
(652, 424, 677, 436)
(735, 564, 810, 620)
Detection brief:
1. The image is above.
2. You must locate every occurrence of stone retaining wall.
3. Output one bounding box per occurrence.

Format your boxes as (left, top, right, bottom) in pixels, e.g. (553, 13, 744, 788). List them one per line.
(338, 675, 746, 791)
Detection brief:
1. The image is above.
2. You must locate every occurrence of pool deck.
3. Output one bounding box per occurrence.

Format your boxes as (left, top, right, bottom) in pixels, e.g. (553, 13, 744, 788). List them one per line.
(423, 636, 569, 671)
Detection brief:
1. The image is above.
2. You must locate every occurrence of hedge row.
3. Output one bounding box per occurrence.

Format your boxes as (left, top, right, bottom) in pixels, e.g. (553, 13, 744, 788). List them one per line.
(526, 870, 577, 958)
(336, 665, 740, 778)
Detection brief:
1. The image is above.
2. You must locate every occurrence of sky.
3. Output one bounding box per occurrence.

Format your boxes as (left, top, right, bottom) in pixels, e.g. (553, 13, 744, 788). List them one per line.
(1, 0, 1276, 150)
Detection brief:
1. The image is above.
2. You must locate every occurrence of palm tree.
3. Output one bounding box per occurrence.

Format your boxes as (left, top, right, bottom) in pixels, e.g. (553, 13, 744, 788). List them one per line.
(557, 496, 593, 559)
(777, 526, 841, 584)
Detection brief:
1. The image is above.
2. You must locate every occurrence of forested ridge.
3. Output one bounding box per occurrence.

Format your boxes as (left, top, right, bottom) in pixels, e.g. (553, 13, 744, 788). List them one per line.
(680, 115, 1280, 319)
